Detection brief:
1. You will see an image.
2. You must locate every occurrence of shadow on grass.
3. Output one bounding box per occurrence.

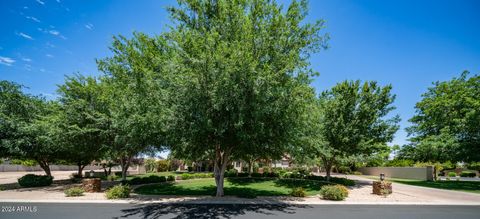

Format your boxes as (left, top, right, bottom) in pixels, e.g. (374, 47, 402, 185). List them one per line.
(273, 179, 330, 191)
(118, 203, 311, 219)
(135, 181, 286, 198)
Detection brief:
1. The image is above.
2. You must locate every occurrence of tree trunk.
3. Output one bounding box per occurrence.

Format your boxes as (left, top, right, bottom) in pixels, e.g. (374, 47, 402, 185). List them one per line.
(325, 164, 332, 181)
(120, 156, 131, 181)
(37, 160, 51, 176)
(213, 146, 230, 197)
(77, 163, 86, 177)
(248, 159, 254, 176)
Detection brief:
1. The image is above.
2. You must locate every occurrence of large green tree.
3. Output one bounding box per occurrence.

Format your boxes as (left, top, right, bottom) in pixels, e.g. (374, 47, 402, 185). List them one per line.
(405, 71, 480, 162)
(0, 81, 64, 176)
(167, 0, 327, 196)
(57, 74, 110, 177)
(97, 33, 173, 181)
(305, 80, 400, 180)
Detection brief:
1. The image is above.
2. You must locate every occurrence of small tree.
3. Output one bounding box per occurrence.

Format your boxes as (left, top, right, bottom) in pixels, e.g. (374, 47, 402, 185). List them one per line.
(308, 80, 400, 181)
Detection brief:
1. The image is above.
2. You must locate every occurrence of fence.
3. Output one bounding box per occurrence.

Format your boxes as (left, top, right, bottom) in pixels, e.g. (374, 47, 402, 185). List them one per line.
(358, 166, 434, 181)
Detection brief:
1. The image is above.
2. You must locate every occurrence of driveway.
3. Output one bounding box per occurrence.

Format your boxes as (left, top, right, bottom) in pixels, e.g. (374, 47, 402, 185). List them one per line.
(346, 175, 480, 204)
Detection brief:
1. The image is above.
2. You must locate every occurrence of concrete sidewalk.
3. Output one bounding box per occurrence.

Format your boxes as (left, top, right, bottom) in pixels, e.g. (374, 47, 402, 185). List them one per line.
(1, 175, 480, 205)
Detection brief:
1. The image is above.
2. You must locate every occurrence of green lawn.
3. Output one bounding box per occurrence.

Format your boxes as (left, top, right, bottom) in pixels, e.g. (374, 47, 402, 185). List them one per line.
(135, 178, 329, 198)
(365, 176, 480, 194)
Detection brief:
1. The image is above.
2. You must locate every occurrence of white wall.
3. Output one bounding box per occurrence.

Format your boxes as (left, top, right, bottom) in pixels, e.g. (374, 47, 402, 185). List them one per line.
(359, 166, 434, 181)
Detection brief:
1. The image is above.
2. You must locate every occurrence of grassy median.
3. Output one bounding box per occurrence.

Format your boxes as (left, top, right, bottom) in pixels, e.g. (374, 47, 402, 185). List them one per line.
(135, 178, 329, 198)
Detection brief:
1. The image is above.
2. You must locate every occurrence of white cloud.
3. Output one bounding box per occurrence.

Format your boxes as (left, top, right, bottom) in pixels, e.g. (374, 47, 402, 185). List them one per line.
(26, 16, 41, 23)
(0, 56, 15, 66)
(23, 6, 29, 9)
(39, 68, 46, 72)
(45, 42, 55, 48)
(46, 54, 54, 58)
(36, 0, 45, 5)
(17, 32, 34, 40)
(24, 64, 32, 71)
(49, 30, 60, 35)
(22, 57, 32, 62)
(85, 23, 94, 30)
(59, 35, 67, 40)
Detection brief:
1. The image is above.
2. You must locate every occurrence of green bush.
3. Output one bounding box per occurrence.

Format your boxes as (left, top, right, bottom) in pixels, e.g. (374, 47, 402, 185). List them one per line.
(224, 169, 238, 177)
(237, 172, 249, 177)
(167, 175, 175, 181)
(460, 171, 476, 177)
(107, 174, 119, 181)
(466, 162, 480, 171)
(320, 185, 349, 201)
(105, 185, 131, 199)
(144, 158, 157, 173)
(18, 174, 53, 187)
(181, 173, 193, 180)
(156, 160, 170, 172)
(128, 175, 167, 185)
(290, 187, 306, 197)
(64, 187, 85, 197)
(448, 172, 457, 177)
(251, 172, 263, 177)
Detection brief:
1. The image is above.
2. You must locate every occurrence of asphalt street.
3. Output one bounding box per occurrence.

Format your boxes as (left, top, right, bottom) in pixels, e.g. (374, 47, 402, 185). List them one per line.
(1, 203, 479, 219)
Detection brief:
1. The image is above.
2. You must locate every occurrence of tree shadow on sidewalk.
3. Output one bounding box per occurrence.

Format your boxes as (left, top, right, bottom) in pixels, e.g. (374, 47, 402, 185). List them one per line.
(117, 203, 311, 219)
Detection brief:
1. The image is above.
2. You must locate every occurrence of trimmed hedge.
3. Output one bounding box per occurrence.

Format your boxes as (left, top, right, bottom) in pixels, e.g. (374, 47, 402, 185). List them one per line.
(223, 170, 355, 187)
(18, 174, 53, 187)
(167, 175, 176, 181)
(128, 175, 167, 185)
(448, 172, 457, 177)
(320, 185, 349, 201)
(460, 171, 476, 177)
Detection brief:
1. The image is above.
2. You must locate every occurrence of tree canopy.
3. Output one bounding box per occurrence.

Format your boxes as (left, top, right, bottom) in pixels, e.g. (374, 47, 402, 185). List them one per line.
(301, 80, 400, 180)
(404, 71, 480, 162)
(167, 0, 328, 196)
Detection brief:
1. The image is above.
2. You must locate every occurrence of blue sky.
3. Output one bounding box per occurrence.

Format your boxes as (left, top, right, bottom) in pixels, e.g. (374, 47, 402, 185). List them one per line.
(1, 0, 479, 149)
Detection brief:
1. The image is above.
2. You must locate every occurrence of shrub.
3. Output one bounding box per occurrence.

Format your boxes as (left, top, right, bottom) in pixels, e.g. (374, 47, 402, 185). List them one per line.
(156, 160, 170, 172)
(460, 171, 476, 177)
(64, 187, 84, 197)
(290, 187, 307, 197)
(105, 185, 131, 199)
(69, 173, 83, 183)
(181, 173, 193, 180)
(107, 174, 119, 181)
(250, 172, 263, 178)
(18, 174, 53, 187)
(225, 169, 238, 177)
(237, 172, 249, 177)
(167, 175, 175, 181)
(329, 177, 355, 186)
(320, 185, 349, 201)
(128, 175, 167, 185)
(448, 172, 457, 177)
(144, 158, 157, 173)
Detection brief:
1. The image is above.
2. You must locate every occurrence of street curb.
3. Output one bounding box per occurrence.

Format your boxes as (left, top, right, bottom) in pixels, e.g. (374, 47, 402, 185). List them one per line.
(1, 199, 479, 206)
